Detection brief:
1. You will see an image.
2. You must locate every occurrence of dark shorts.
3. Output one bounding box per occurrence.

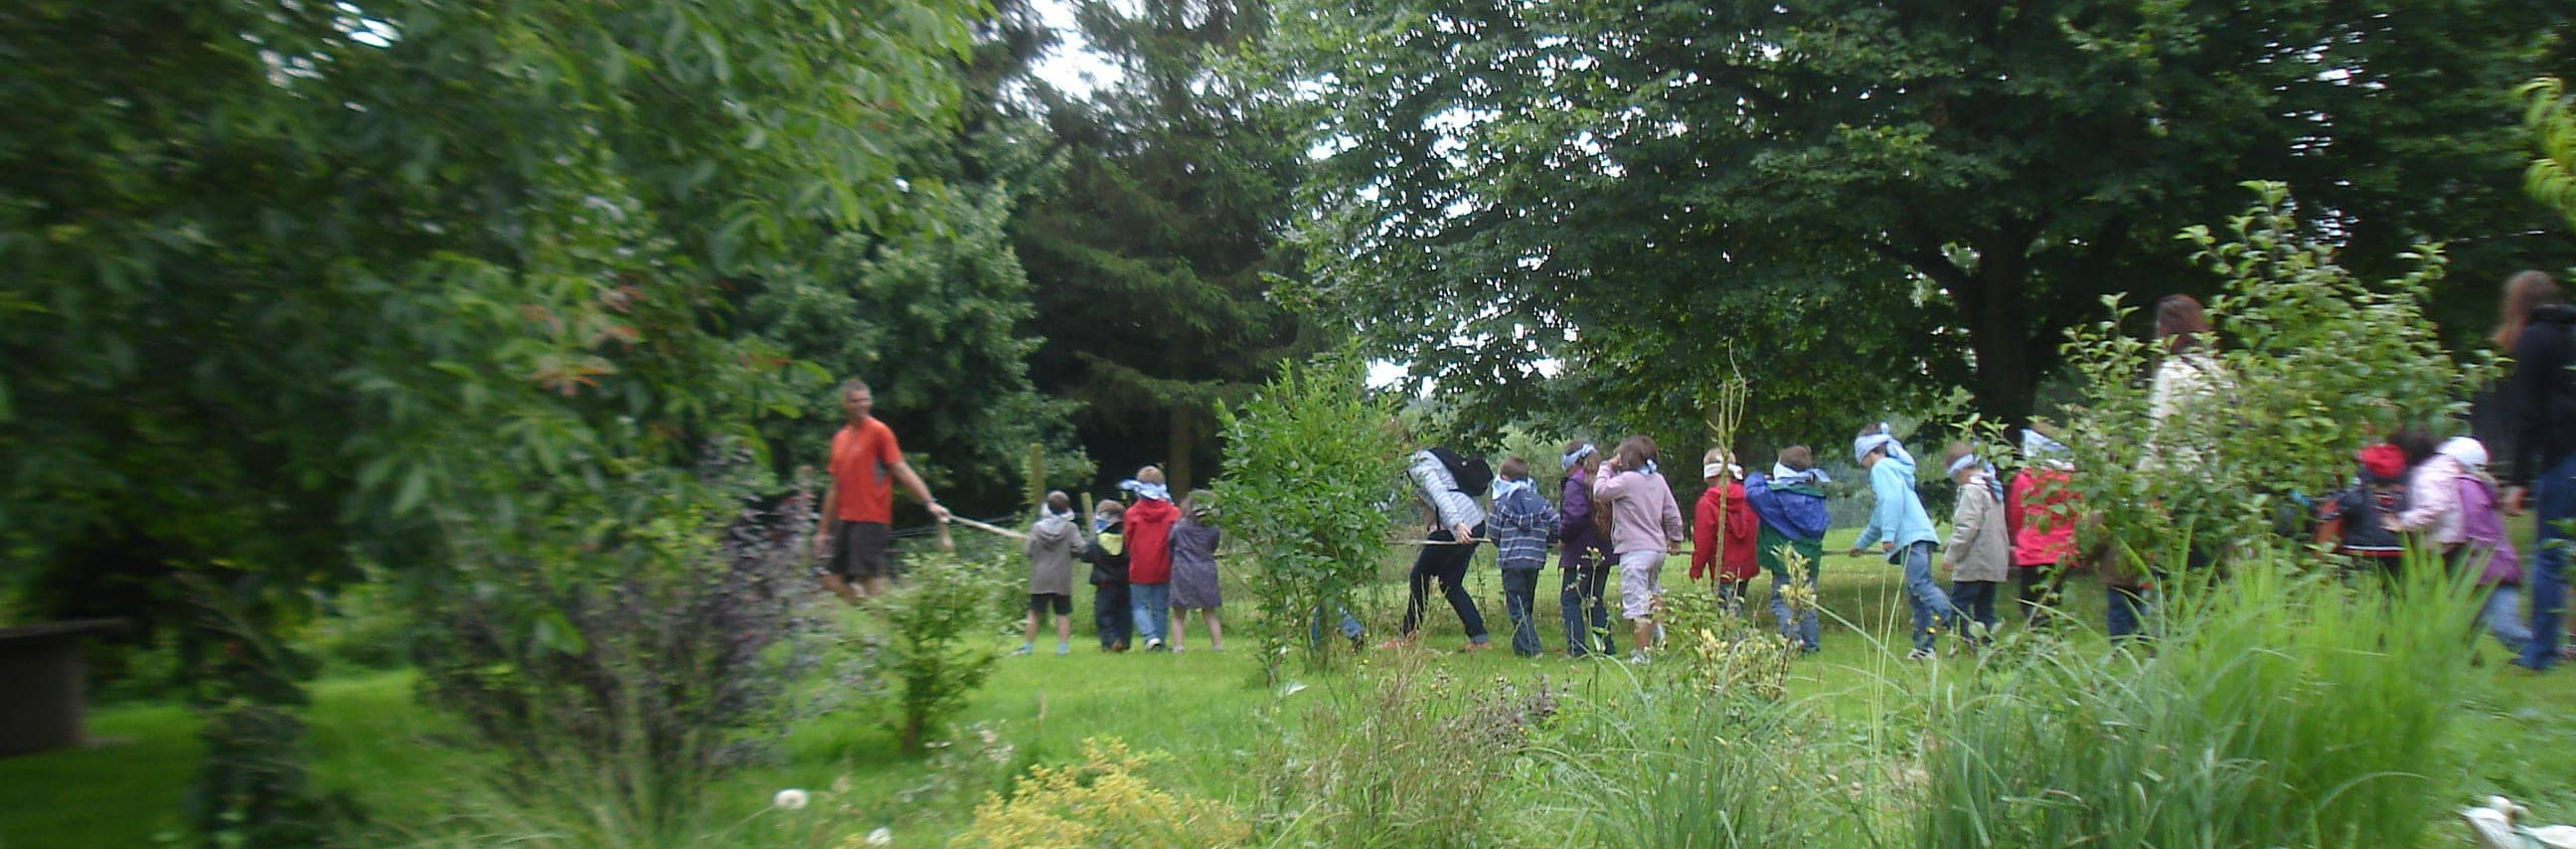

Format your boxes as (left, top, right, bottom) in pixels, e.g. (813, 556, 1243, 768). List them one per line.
(1030, 593, 1072, 615)
(829, 521, 891, 581)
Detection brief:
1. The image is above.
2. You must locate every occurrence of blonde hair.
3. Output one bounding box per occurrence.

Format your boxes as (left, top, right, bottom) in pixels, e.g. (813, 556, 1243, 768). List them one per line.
(1135, 465, 1165, 485)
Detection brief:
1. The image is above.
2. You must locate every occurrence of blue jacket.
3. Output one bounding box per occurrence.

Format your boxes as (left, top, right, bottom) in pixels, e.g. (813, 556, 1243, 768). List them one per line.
(1488, 482, 1558, 570)
(1853, 453, 1939, 556)
(1744, 473, 1830, 542)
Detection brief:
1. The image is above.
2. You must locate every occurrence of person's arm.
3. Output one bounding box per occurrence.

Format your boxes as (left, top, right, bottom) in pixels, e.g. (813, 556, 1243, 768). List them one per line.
(2390, 463, 2458, 532)
(2004, 475, 2027, 542)
(813, 484, 841, 559)
(1852, 467, 1895, 554)
(1944, 487, 1986, 566)
(1662, 486, 1688, 544)
(886, 460, 951, 522)
(1691, 496, 1718, 576)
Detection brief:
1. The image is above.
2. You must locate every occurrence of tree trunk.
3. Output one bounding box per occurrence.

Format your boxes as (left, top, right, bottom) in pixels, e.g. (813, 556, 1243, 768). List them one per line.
(1961, 248, 2038, 432)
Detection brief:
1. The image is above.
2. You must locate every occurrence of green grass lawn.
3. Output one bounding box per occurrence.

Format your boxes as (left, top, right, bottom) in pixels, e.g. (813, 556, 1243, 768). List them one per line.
(11, 526, 2576, 848)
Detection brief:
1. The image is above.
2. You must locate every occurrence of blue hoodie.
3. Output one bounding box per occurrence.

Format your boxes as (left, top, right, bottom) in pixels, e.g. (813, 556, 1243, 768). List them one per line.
(1744, 472, 1830, 542)
(1852, 452, 1938, 558)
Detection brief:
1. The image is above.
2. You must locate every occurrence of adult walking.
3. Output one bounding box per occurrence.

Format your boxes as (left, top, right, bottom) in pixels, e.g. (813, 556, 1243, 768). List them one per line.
(813, 379, 951, 602)
(1389, 446, 1494, 651)
(1594, 435, 1686, 662)
(1557, 441, 1619, 657)
(2495, 271, 2576, 672)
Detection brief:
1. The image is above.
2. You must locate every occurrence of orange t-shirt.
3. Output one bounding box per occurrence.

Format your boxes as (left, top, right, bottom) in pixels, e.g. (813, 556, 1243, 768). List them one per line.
(830, 418, 904, 524)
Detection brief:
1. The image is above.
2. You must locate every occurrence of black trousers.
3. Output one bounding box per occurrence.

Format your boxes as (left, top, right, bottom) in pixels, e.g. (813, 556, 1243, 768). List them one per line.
(1092, 582, 1132, 648)
(1400, 525, 1488, 641)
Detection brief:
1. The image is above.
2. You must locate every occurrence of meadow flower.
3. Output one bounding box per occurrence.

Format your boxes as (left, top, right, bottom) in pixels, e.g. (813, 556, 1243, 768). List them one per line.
(772, 788, 810, 810)
(865, 826, 894, 845)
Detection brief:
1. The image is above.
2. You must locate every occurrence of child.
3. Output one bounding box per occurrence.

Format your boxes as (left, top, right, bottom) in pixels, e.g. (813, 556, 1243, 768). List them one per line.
(1166, 491, 1224, 652)
(1488, 456, 1560, 657)
(2391, 436, 2531, 652)
(1121, 467, 1183, 651)
(1746, 446, 1831, 653)
(1940, 443, 2011, 648)
(1081, 498, 1132, 651)
(1690, 449, 1760, 611)
(1848, 423, 1953, 659)
(1594, 435, 1687, 662)
(1558, 441, 1619, 657)
(1019, 491, 1081, 656)
(2006, 427, 2078, 625)
(2323, 442, 2412, 578)
(1391, 444, 1495, 650)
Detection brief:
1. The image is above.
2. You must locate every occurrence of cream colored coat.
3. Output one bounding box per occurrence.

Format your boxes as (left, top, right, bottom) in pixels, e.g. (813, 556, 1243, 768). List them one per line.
(1943, 471, 2012, 583)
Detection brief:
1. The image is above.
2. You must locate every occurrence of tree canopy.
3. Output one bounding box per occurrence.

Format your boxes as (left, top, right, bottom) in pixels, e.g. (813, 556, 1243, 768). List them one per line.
(1276, 0, 2572, 446)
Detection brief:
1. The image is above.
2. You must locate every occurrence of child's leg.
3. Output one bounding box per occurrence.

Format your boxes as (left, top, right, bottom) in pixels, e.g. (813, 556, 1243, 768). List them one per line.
(1170, 606, 1190, 649)
(1054, 604, 1073, 648)
(1204, 609, 1222, 649)
(1900, 543, 1952, 651)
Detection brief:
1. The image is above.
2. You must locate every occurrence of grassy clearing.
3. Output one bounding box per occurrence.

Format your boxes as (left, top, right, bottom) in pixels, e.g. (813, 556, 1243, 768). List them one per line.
(10, 526, 2576, 848)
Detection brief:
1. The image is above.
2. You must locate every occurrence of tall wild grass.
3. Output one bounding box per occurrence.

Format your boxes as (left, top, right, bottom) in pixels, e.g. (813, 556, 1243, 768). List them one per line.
(1916, 551, 2485, 848)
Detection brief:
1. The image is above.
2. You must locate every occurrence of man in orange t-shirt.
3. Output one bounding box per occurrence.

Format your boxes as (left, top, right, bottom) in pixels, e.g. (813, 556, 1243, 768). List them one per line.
(812, 379, 950, 601)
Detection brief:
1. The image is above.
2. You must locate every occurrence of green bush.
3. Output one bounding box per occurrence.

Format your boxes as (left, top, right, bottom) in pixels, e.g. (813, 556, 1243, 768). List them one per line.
(1213, 355, 1405, 681)
(877, 553, 1011, 753)
(1915, 553, 2484, 848)
(2056, 182, 2488, 576)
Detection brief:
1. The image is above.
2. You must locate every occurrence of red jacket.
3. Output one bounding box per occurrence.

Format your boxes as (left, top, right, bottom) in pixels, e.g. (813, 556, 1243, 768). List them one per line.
(1690, 483, 1759, 583)
(2006, 468, 2078, 568)
(1123, 499, 1181, 584)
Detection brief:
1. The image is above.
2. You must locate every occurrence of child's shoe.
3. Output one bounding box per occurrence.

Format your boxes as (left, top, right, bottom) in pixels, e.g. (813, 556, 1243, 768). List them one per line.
(1010, 644, 1033, 656)
(1055, 642, 1070, 656)
(1905, 647, 1936, 660)
(1461, 641, 1494, 653)
(1146, 638, 1166, 651)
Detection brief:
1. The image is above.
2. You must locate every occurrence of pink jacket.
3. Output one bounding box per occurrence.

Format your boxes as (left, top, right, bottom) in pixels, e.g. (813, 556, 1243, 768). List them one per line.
(2393, 454, 2467, 546)
(1594, 468, 1686, 556)
(2006, 468, 2078, 568)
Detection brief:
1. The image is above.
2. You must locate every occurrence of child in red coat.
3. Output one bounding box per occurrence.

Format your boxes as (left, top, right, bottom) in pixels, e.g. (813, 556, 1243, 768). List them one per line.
(1692, 449, 1761, 611)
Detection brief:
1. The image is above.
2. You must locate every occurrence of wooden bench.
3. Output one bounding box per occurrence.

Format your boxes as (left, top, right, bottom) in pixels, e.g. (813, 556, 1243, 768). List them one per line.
(0, 618, 128, 758)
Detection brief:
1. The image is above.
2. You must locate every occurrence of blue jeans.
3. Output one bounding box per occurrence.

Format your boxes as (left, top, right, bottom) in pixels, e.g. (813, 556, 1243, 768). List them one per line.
(2484, 585, 2532, 654)
(1770, 569, 1820, 652)
(1951, 580, 2000, 645)
(2516, 453, 2576, 670)
(1499, 569, 1543, 656)
(1560, 551, 1617, 656)
(1130, 582, 1172, 645)
(2107, 584, 2151, 642)
(1309, 602, 1365, 645)
(1898, 542, 1954, 651)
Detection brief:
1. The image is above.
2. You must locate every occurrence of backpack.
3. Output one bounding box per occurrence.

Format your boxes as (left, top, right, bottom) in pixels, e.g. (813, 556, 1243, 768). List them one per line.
(1428, 447, 1493, 498)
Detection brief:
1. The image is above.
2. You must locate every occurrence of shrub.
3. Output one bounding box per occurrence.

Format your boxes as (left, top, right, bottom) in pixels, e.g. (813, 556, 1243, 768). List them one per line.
(950, 738, 1250, 849)
(1657, 577, 1795, 702)
(876, 553, 1011, 753)
(1915, 552, 2485, 848)
(1213, 354, 1406, 681)
(407, 456, 826, 837)
(2055, 182, 2489, 575)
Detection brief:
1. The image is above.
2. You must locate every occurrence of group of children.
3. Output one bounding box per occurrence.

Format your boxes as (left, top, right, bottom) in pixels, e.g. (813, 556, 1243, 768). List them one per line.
(1022, 425, 2102, 663)
(2321, 431, 2529, 652)
(1017, 465, 1225, 656)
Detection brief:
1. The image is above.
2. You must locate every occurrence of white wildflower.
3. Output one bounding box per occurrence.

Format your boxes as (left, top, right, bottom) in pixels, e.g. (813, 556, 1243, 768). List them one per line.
(772, 788, 809, 810)
(865, 826, 894, 846)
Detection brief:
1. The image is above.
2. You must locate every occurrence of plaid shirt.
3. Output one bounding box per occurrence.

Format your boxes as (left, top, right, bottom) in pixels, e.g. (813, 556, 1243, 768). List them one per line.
(1489, 483, 1558, 570)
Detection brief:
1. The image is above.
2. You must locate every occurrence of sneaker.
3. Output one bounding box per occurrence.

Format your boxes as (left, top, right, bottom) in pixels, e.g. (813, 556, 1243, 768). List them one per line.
(1010, 645, 1033, 656)
(1627, 649, 1651, 665)
(1171, 644, 1187, 653)
(1054, 643, 1070, 656)
(1905, 648, 1936, 661)
(1461, 641, 1494, 653)
(1146, 638, 1166, 652)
